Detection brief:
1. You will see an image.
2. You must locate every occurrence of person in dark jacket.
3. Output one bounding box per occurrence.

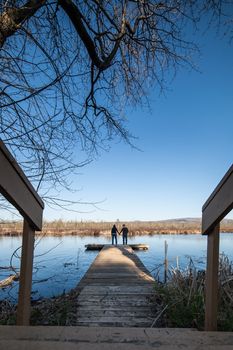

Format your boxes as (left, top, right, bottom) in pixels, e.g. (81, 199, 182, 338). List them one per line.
(111, 224, 119, 245)
(120, 224, 129, 245)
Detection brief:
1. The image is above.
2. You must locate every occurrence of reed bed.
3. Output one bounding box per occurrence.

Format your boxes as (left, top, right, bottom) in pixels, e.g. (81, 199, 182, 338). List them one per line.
(0, 218, 211, 236)
(150, 253, 233, 330)
(0, 289, 79, 326)
(1, 218, 233, 236)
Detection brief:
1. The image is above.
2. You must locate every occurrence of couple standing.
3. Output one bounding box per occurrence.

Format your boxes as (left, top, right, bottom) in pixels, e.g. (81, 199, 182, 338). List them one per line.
(111, 224, 129, 245)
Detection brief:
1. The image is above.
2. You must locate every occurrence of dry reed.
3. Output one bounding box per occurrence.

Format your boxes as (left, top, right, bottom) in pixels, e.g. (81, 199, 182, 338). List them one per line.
(151, 253, 233, 330)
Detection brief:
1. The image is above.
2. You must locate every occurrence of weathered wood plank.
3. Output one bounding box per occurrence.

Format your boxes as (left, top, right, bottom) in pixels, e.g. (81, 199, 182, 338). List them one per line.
(1, 325, 233, 343)
(76, 306, 153, 313)
(1, 339, 232, 350)
(85, 244, 149, 251)
(0, 141, 44, 230)
(77, 300, 151, 307)
(1, 326, 233, 349)
(89, 264, 148, 274)
(77, 286, 154, 294)
(75, 317, 153, 325)
(202, 164, 233, 235)
(78, 282, 153, 286)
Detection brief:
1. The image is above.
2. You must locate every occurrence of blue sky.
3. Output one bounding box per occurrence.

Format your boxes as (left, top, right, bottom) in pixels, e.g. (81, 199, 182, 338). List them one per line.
(41, 23, 233, 222)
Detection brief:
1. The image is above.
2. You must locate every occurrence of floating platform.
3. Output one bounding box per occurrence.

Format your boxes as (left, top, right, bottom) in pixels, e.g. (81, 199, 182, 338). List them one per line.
(85, 243, 149, 251)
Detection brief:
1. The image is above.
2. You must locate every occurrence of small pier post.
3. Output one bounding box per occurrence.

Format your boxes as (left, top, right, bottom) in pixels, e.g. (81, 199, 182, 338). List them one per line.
(164, 240, 168, 283)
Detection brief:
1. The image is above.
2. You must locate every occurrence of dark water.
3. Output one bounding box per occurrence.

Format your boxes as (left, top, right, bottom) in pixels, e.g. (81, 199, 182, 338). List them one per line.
(0, 233, 232, 302)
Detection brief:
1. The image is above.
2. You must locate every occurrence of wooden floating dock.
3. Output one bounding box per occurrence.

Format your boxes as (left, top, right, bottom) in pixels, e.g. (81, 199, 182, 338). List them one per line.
(76, 245, 155, 327)
(85, 243, 149, 251)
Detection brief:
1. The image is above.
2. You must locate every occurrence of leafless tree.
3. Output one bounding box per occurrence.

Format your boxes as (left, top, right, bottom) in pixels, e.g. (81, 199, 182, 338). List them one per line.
(0, 1, 232, 206)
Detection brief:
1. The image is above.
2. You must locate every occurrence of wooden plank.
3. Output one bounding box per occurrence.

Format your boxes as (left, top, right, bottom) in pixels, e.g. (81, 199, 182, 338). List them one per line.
(202, 164, 233, 234)
(2, 339, 233, 350)
(76, 313, 154, 320)
(1, 341, 233, 350)
(77, 298, 151, 305)
(86, 269, 150, 274)
(202, 164, 233, 211)
(0, 342, 232, 350)
(16, 220, 35, 325)
(0, 141, 44, 230)
(204, 224, 220, 331)
(84, 272, 153, 278)
(77, 286, 154, 294)
(77, 294, 153, 301)
(76, 305, 154, 317)
(77, 298, 154, 306)
(85, 244, 149, 251)
(76, 316, 154, 322)
(78, 281, 154, 286)
(76, 318, 154, 327)
(1, 325, 233, 344)
(1, 326, 233, 349)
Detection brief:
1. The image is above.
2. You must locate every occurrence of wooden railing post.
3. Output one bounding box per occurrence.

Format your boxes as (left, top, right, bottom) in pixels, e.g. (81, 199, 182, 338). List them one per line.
(0, 141, 43, 325)
(205, 223, 220, 331)
(16, 219, 35, 325)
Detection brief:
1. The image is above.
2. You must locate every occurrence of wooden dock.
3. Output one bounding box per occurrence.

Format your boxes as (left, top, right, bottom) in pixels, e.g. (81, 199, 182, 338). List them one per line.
(85, 244, 149, 250)
(1, 245, 233, 349)
(76, 245, 155, 327)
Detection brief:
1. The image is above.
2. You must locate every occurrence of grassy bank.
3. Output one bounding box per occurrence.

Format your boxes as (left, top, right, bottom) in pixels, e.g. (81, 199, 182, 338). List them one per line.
(1, 218, 233, 236)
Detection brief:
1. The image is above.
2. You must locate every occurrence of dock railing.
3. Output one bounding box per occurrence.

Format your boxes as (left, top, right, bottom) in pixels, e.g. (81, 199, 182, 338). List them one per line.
(202, 164, 233, 331)
(0, 140, 44, 325)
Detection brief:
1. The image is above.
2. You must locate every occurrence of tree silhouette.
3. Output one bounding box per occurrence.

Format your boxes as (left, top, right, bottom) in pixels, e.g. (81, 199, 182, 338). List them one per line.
(0, 1, 232, 206)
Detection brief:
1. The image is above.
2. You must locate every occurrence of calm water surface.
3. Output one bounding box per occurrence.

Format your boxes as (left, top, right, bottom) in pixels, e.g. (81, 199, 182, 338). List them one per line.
(0, 233, 232, 302)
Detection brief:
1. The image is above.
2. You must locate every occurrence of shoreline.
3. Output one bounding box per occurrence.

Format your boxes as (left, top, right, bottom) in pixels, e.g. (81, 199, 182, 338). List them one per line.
(0, 229, 202, 236)
(1, 229, 233, 237)
(1, 218, 233, 236)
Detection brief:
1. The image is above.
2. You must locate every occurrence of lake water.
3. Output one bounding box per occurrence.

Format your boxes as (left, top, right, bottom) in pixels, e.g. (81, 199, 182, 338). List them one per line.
(0, 233, 233, 302)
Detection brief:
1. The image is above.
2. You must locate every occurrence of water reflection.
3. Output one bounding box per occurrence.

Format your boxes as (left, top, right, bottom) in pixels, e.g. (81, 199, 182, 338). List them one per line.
(0, 233, 232, 302)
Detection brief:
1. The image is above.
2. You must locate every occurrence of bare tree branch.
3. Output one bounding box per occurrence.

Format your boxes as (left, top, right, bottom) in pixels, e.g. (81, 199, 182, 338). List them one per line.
(0, 0, 232, 210)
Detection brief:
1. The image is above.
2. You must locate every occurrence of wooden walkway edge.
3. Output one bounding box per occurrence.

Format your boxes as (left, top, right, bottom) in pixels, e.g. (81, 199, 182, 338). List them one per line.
(85, 244, 149, 250)
(75, 245, 155, 327)
(1, 326, 233, 349)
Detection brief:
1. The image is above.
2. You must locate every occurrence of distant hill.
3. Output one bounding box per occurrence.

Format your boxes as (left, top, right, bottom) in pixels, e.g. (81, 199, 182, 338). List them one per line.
(149, 217, 233, 233)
